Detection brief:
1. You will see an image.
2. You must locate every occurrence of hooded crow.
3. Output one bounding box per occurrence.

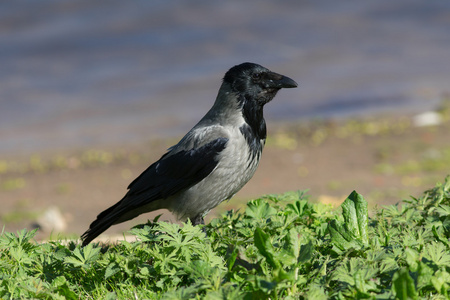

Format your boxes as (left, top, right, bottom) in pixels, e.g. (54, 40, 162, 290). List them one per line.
(81, 62, 297, 245)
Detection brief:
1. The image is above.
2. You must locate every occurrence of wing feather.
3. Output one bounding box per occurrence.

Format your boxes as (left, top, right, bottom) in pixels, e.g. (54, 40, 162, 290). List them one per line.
(126, 137, 228, 201)
(81, 137, 228, 245)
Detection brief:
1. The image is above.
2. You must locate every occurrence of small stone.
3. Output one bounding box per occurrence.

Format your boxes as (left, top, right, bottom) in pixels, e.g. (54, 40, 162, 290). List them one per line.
(33, 206, 67, 233)
(412, 111, 442, 127)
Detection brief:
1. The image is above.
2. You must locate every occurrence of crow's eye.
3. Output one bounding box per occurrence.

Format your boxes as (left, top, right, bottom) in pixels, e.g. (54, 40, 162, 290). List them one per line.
(252, 73, 261, 80)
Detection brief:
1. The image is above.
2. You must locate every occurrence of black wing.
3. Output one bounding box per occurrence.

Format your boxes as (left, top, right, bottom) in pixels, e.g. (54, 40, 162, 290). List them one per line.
(81, 137, 228, 245)
(127, 137, 228, 201)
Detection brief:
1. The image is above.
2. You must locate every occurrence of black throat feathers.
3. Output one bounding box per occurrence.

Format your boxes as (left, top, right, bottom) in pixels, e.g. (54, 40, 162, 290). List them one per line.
(239, 95, 266, 161)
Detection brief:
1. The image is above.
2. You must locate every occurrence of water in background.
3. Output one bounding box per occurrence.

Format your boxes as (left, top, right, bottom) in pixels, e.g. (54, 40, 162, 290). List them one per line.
(1, 0, 449, 155)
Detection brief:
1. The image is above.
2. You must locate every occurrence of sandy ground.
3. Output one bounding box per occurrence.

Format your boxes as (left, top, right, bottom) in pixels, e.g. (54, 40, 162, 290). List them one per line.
(1, 113, 450, 242)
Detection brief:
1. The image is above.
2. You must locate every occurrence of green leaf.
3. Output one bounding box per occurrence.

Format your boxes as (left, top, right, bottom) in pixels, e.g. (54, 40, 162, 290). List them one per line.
(328, 190, 369, 252)
(64, 245, 100, 269)
(246, 199, 277, 220)
(435, 204, 450, 217)
(423, 241, 450, 267)
(254, 228, 280, 269)
(416, 261, 434, 291)
(226, 246, 239, 271)
(298, 241, 313, 263)
(431, 270, 450, 296)
(52, 276, 67, 288)
(328, 219, 363, 252)
(392, 268, 418, 300)
(431, 225, 450, 247)
(306, 284, 328, 300)
(104, 262, 120, 279)
(286, 200, 309, 217)
(276, 228, 300, 265)
(52, 276, 77, 300)
(56, 283, 78, 300)
(105, 292, 117, 300)
(404, 248, 419, 272)
(341, 190, 369, 244)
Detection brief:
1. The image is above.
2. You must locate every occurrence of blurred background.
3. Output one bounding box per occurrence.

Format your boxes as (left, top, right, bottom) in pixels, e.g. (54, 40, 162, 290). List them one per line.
(1, 0, 450, 241)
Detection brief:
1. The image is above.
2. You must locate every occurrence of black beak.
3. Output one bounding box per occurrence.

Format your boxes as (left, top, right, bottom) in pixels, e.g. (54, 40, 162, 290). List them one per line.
(267, 72, 298, 89)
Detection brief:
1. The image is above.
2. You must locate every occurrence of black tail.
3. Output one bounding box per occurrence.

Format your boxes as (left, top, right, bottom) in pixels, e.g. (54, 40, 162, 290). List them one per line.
(81, 201, 123, 246)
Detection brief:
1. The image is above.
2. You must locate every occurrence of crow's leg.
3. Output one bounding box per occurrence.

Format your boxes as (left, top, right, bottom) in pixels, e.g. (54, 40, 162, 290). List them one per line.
(189, 214, 205, 226)
(189, 214, 208, 236)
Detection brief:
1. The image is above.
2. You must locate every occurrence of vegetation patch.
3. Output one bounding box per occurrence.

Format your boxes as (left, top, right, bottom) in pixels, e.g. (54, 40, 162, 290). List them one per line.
(1, 177, 450, 299)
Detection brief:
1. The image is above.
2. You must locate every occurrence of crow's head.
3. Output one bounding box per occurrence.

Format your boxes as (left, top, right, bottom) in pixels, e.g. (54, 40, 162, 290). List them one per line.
(223, 62, 297, 106)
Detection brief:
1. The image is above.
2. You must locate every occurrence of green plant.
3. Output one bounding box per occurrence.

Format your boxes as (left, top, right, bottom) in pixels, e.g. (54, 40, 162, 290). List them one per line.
(1, 178, 450, 299)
